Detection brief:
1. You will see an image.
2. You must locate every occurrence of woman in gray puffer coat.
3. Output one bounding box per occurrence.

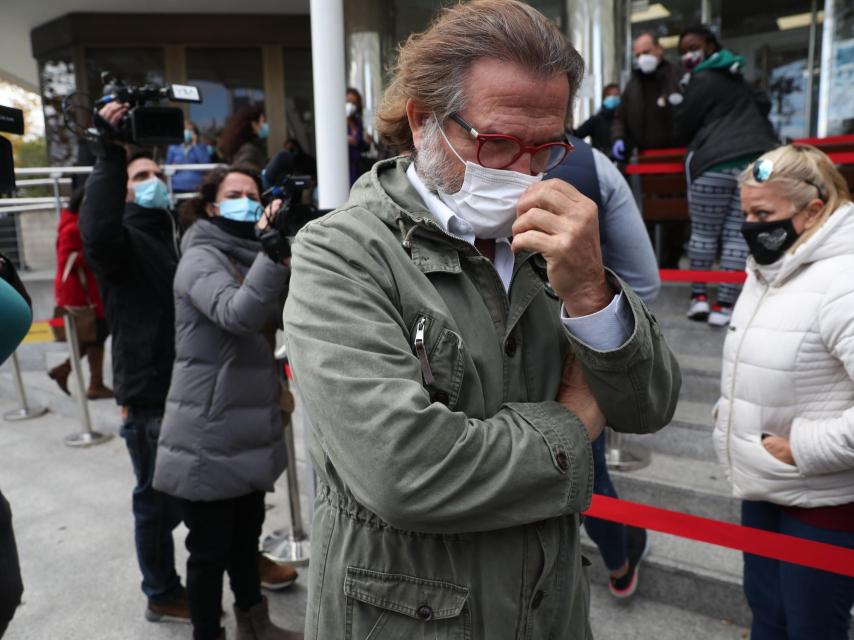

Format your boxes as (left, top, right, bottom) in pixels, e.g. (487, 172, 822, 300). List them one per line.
(153, 166, 301, 640)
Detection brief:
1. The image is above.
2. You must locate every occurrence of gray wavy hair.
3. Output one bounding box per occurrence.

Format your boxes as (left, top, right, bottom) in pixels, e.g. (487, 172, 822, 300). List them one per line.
(375, 0, 584, 152)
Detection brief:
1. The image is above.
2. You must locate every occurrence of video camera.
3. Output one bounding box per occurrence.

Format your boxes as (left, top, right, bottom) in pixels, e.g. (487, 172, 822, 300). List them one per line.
(257, 151, 323, 262)
(0, 105, 25, 195)
(72, 72, 202, 148)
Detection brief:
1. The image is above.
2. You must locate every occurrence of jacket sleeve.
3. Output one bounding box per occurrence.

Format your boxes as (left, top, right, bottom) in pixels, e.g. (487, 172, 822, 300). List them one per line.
(593, 149, 661, 302)
(283, 217, 594, 534)
(180, 247, 289, 335)
(573, 116, 595, 141)
(674, 73, 714, 146)
(790, 277, 854, 475)
(78, 147, 130, 279)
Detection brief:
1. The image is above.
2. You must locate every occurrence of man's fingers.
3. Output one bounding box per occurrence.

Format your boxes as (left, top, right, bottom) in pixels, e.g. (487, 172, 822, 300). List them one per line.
(512, 207, 570, 237)
(511, 229, 554, 256)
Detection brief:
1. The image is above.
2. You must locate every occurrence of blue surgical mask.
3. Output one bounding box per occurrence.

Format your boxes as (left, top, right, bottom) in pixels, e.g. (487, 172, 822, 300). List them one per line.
(257, 122, 269, 139)
(603, 96, 620, 110)
(217, 197, 263, 223)
(206, 144, 215, 156)
(183, 129, 194, 144)
(133, 178, 170, 210)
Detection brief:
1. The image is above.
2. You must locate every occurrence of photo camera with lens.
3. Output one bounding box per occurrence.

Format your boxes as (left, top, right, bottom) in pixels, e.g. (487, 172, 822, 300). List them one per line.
(0, 105, 25, 195)
(91, 72, 202, 146)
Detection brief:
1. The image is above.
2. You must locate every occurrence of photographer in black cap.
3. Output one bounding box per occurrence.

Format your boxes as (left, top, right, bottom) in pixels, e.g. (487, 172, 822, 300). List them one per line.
(79, 101, 189, 624)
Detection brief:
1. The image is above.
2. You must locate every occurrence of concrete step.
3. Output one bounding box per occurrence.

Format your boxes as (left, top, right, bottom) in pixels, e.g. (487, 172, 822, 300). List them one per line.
(623, 399, 718, 461)
(588, 582, 747, 639)
(582, 528, 750, 628)
(607, 451, 738, 524)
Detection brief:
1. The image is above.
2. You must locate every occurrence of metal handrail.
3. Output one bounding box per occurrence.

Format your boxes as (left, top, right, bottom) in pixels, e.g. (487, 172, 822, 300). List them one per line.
(13, 163, 222, 177)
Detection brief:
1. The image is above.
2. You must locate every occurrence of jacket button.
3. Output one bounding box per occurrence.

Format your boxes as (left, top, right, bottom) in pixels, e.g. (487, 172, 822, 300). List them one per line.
(505, 336, 517, 357)
(531, 590, 545, 609)
(416, 605, 433, 621)
(556, 451, 568, 471)
(433, 390, 449, 405)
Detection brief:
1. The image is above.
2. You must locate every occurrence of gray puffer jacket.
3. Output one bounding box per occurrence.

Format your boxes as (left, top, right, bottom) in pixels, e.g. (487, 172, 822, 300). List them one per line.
(154, 218, 289, 501)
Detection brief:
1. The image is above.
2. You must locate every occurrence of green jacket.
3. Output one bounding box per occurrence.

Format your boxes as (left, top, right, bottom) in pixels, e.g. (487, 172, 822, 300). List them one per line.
(283, 157, 680, 640)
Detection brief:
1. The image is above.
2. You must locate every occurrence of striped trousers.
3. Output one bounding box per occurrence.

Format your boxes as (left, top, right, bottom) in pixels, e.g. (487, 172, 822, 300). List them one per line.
(687, 167, 749, 305)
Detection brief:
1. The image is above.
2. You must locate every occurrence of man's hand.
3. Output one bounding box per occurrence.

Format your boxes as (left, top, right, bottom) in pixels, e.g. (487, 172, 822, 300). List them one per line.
(557, 352, 605, 442)
(512, 179, 612, 317)
(762, 434, 796, 466)
(97, 102, 129, 129)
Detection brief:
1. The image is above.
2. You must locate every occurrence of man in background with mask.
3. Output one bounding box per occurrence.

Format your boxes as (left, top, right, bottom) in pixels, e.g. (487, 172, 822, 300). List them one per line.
(611, 32, 683, 161)
(283, 2, 680, 637)
(80, 101, 188, 624)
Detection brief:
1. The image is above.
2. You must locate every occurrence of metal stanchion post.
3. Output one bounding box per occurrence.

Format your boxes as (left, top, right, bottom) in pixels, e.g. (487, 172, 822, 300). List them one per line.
(262, 415, 310, 565)
(63, 313, 112, 448)
(604, 429, 650, 472)
(3, 352, 48, 421)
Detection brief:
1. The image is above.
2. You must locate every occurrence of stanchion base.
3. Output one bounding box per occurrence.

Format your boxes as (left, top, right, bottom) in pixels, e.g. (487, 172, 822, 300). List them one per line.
(262, 531, 310, 566)
(605, 444, 651, 472)
(4, 406, 48, 422)
(64, 431, 113, 448)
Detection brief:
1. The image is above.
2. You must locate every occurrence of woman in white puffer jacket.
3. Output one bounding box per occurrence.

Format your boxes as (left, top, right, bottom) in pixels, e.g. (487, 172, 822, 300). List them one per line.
(713, 143, 854, 639)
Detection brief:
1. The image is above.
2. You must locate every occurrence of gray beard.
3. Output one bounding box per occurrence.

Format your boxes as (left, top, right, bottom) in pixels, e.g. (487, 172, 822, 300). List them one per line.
(414, 117, 464, 195)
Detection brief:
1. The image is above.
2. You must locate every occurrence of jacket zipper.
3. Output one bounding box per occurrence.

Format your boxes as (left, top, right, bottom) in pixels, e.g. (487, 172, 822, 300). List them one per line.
(414, 316, 434, 386)
(725, 281, 769, 473)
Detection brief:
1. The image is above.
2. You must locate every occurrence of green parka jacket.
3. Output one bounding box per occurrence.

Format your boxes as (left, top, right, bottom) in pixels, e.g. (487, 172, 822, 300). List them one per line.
(283, 157, 681, 640)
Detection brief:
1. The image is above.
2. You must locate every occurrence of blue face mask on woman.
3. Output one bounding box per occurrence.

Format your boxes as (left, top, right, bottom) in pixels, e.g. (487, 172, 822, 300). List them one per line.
(257, 122, 269, 139)
(184, 129, 194, 144)
(134, 178, 170, 210)
(217, 197, 263, 223)
(603, 95, 620, 110)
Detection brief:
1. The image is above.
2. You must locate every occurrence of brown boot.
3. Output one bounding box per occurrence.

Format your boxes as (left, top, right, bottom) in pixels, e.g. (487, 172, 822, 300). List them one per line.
(258, 553, 298, 591)
(85, 344, 114, 400)
(234, 597, 303, 640)
(47, 359, 72, 396)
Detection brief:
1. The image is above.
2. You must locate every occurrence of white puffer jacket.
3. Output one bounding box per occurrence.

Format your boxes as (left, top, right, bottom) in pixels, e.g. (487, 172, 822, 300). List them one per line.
(713, 201, 854, 507)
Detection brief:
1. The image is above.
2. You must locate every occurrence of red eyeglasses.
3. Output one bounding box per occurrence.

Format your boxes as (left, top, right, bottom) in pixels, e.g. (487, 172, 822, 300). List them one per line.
(448, 112, 574, 173)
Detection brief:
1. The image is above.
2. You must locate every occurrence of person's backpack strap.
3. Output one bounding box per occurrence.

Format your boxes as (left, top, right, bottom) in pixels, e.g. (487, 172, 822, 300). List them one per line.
(546, 135, 606, 247)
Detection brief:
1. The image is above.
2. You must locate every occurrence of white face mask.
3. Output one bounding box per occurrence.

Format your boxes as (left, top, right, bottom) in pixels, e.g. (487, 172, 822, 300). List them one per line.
(434, 116, 542, 240)
(637, 53, 659, 74)
(345, 102, 357, 118)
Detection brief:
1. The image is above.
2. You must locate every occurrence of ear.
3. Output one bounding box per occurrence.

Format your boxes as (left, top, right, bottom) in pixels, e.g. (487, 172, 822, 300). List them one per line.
(801, 198, 825, 231)
(205, 201, 218, 218)
(406, 99, 431, 152)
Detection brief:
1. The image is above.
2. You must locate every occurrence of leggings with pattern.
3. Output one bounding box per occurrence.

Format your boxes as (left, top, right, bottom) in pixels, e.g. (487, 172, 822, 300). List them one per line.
(687, 166, 749, 305)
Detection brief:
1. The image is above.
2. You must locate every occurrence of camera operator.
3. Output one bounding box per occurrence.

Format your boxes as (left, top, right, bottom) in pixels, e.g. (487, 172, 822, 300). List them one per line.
(152, 167, 300, 640)
(79, 101, 189, 624)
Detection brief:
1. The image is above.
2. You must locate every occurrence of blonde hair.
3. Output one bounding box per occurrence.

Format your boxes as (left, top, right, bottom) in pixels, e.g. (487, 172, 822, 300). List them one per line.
(375, 0, 584, 152)
(740, 144, 852, 250)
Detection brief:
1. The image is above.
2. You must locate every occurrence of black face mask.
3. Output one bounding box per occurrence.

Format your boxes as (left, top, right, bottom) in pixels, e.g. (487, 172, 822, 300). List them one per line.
(741, 218, 799, 265)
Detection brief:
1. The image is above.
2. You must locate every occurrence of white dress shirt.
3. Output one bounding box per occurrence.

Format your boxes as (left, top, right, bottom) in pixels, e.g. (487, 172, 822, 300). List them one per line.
(406, 164, 631, 350)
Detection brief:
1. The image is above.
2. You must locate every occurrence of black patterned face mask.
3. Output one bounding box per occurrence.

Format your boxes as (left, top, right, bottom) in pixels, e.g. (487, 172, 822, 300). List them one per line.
(741, 218, 799, 265)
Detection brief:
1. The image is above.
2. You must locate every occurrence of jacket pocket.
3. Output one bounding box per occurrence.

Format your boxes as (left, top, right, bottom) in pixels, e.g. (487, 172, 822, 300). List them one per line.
(344, 566, 471, 640)
(410, 314, 466, 410)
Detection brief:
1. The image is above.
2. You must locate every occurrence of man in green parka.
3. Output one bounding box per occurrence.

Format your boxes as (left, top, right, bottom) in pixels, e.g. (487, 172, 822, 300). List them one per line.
(283, 1, 681, 638)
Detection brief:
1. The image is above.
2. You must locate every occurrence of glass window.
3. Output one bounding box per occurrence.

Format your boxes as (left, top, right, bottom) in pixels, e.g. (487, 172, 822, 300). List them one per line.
(822, 0, 854, 135)
(85, 47, 166, 101)
(186, 48, 265, 140)
(283, 48, 316, 158)
(629, 0, 702, 57)
(38, 55, 78, 166)
(721, 0, 819, 139)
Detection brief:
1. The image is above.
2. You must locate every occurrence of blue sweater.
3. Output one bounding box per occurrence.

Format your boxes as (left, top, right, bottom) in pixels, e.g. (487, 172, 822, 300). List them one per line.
(165, 144, 211, 192)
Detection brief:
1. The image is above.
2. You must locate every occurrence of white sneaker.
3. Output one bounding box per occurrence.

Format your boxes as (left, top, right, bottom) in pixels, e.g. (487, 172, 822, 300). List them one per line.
(708, 303, 732, 327)
(686, 295, 710, 321)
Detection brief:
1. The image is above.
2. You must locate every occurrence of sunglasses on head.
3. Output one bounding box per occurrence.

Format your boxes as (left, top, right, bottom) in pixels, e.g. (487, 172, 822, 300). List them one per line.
(752, 155, 826, 201)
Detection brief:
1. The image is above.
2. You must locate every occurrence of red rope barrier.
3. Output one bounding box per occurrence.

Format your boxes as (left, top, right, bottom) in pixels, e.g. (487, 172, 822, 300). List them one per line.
(659, 269, 747, 284)
(584, 494, 854, 577)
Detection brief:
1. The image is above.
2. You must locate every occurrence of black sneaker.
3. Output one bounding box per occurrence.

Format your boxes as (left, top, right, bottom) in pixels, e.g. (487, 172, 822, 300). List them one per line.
(608, 526, 649, 599)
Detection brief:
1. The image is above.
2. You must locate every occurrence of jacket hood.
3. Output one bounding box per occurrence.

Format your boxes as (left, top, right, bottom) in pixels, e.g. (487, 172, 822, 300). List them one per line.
(181, 217, 261, 266)
(694, 49, 745, 75)
(753, 201, 854, 284)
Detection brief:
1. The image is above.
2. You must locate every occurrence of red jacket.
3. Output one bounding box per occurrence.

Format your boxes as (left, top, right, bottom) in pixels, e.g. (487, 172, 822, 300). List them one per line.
(54, 209, 105, 318)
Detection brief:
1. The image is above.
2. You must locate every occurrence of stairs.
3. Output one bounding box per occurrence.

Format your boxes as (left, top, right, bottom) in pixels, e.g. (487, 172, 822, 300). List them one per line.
(583, 282, 752, 627)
